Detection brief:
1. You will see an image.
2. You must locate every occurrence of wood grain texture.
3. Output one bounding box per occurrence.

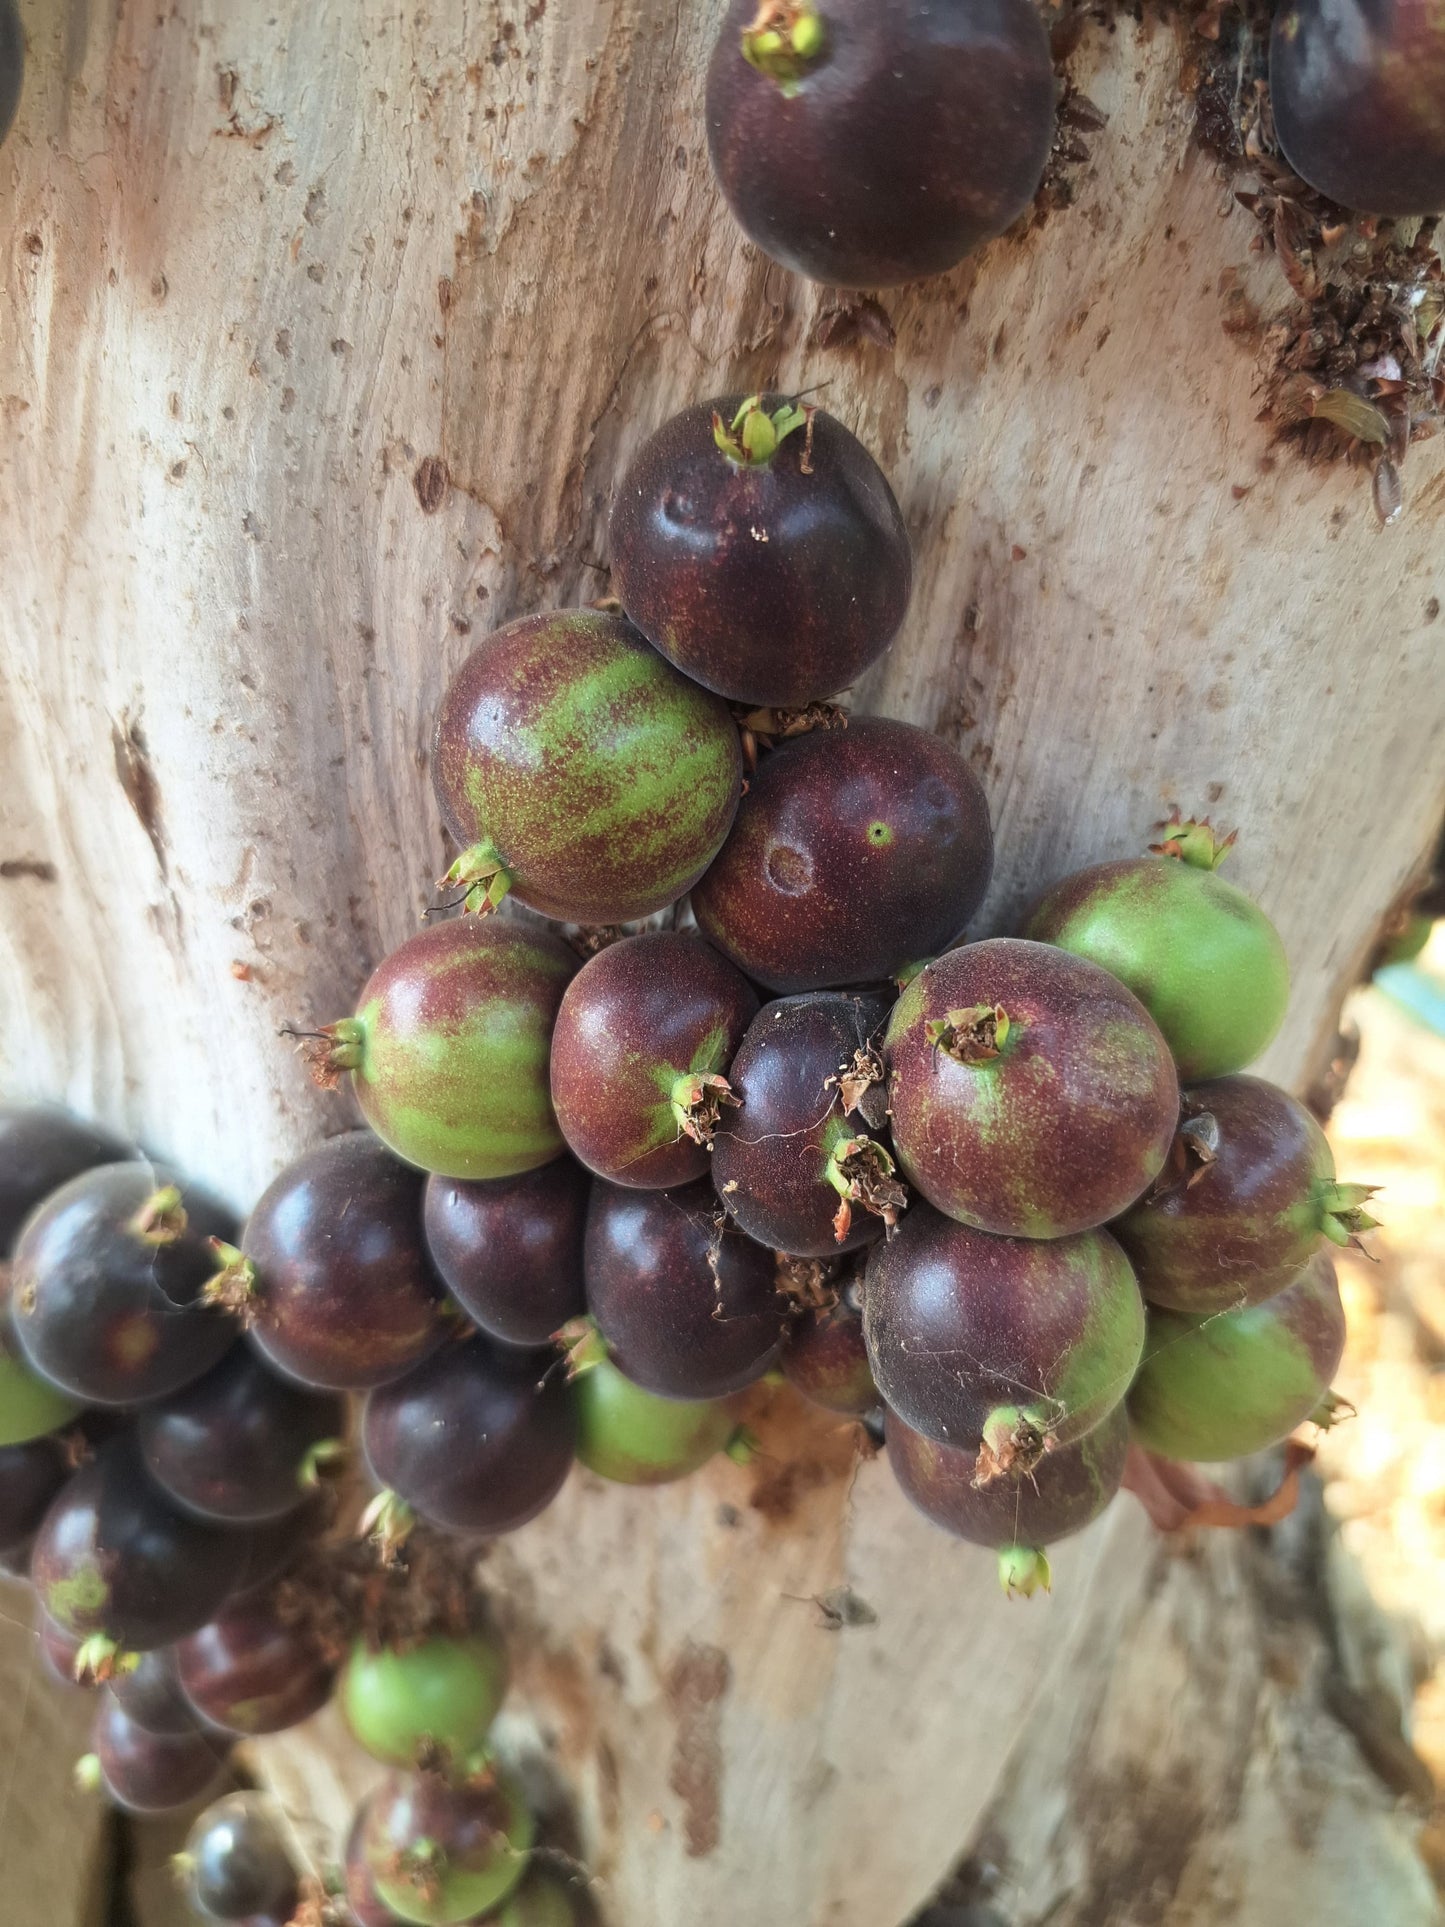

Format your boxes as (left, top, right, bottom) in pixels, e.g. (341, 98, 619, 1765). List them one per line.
(1, 3, 1442, 1922)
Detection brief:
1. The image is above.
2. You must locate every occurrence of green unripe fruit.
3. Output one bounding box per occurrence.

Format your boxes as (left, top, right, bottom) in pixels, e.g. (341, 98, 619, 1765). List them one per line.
(342, 1633, 507, 1771)
(572, 1342, 741, 1485)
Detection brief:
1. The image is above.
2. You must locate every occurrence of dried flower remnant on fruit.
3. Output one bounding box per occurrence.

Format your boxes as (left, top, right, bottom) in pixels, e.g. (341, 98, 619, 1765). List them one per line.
(1149, 811, 1237, 869)
(972, 1409, 1053, 1488)
(829, 1048, 889, 1129)
(926, 1004, 1010, 1065)
(672, 1072, 742, 1148)
(741, 2, 827, 95)
(826, 1136, 907, 1244)
(711, 393, 815, 469)
(127, 1186, 188, 1246)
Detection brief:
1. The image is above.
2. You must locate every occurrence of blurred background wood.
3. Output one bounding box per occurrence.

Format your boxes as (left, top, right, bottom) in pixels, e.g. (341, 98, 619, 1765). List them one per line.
(2, 2, 1443, 1922)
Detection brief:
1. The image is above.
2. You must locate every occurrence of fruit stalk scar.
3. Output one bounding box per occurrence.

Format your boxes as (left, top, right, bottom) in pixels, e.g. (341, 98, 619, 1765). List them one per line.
(925, 1003, 1011, 1063)
(741, 2, 827, 93)
(440, 838, 514, 916)
(825, 1135, 907, 1243)
(671, 1070, 743, 1147)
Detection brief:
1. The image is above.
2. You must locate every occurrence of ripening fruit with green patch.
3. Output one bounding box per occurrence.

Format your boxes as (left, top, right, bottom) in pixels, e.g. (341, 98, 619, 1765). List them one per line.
(887, 1400, 1129, 1598)
(341, 1632, 507, 1773)
(885, 939, 1179, 1239)
(359, 1765, 534, 1925)
(1112, 1074, 1379, 1316)
(1127, 1249, 1348, 1463)
(568, 1326, 746, 1484)
(1025, 816, 1290, 1080)
(310, 919, 576, 1181)
(433, 610, 742, 924)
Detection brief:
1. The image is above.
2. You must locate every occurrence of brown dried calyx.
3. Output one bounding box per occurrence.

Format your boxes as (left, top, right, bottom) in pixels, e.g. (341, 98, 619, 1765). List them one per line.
(926, 1004, 1010, 1064)
(826, 1136, 908, 1245)
(1149, 1109, 1221, 1199)
(828, 1047, 889, 1130)
(671, 1070, 742, 1148)
(972, 1406, 1053, 1488)
(775, 1253, 839, 1313)
(201, 1241, 259, 1323)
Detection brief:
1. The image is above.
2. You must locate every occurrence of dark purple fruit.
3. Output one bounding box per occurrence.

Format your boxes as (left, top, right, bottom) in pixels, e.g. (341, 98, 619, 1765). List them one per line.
(84, 1693, 228, 1814)
(184, 1792, 298, 1923)
(12, 1164, 237, 1406)
(780, 1266, 877, 1415)
(863, 1202, 1144, 1466)
(888, 1399, 1129, 1596)
(609, 396, 911, 707)
(712, 992, 903, 1257)
(346, 1803, 407, 1927)
(139, 1344, 346, 1524)
(424, 1159, 589, 1348)
(360, 1767, 533, 1925)
(706, 0, 1056, 287)
(109, 1646, 198, 1736)
(1271, 0, 1445, 216)
(228, 1489, 332, 1602)
(550, 932, 759, 1189)
(362, 1336, 575, 1539)
(1112, 1075, 1371, 1316)
(693, 715, 993, 992)
(32, 1434, 248, 1657)
(886, 939, 1179, 1238)
(222, 1133, 451, 1393)
(0, 1105, 135, 1255)
(0, 1431, 72, 1553)
(585, 1179, 785, 1399)
(176, 1594, 334, 1737)
(433, 609, 742, 924)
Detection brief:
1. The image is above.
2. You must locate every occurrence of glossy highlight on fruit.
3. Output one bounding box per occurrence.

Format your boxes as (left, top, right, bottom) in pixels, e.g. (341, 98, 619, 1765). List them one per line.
(0, 1104, 135, 1254)
(865, 1204, 1144, 1462)
(226, 1132, 451, 1392)
(610, 396, 911, 706)
(342, 1631, 507, 1771)
(779, 1264, 877, 1415)
(87, 1694, 228, 1814)
(183, 1792, 298, 1923)
(176, 1593, 334, 1736)
(550, 932, 759, 1189)
(1026, 821, 1290, 1080)
(694, 717, 993, 992)
(1127, 1250, 1347, 1462)
(424, 1159, 589, 1348)
(885, 940, 1179, 1238)
(433, 610, 742, 923)
(1271, 0, 1445, 217)
(320, 922, 576, 1181)
(706, 0, 1056, 287)
(360, 1766, 534, 1925)
(572, 1342, 743, 1483)
(585, 1179, 785, 1398)
(12, 1163, 237, 1407)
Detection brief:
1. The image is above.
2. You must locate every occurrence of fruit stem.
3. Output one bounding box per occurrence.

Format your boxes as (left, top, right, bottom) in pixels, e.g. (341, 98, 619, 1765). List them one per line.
(998, 1545, 1052, 1599)
(824, 1135, 908, 1243)
(741, 1, 827, 94)
(712, 393, 814, 469)
(671, 1070, 742, 1148)
(1148, 811, 1237, 870)
(127, 1184, 189, 1246)
(1318, 1180, 1382, 1249)
(926, 1004, 1011, 1064)
(972, 1406, 1052, 1487)
(439, 838, 514, 916)
(202, 1241, 260, 1323)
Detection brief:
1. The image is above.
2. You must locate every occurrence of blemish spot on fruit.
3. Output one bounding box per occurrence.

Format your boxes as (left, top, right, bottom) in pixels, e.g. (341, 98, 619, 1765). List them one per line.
(866, 820, 893, 847)
(765, 842, 813, 895)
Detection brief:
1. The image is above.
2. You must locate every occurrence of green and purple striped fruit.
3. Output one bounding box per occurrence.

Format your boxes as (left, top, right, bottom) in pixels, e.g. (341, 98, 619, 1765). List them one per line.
(887, 1400, 1129, 1597)
(1127, 1249, 1348, 1463)
(1026, 818, 1290, 1080)
(433, 610, 742, 924)
(570, 1334, 744, 1484)
(1113, 1074, 1377, 1315)
(361, 1766, 533, 1925)
(317, 919, 575, 1180)
(864, 1202, 1143, 1464)
(885, 939, 1179, 1239)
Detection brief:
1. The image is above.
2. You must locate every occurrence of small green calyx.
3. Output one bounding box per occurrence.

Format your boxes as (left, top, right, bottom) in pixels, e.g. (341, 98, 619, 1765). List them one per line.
(1318, 1180, 1382, 1249)
(1309, 1388, 1356, 1430)
(559, 1317, 608, 1378)
(202, 1241, 260, 1322)
(712, 393, 814, 469)
(927, 1004, 1010, 1064)
(74, 1753, 103, 1795)
(1149, 811, 1237, 870)
(299, 1437, 348, 1488)
(671, 1070, 742, 1148)
(440, 839, 514, 916)
(825, 1135, 908, 1244)
(127, 1185, 188, 1246)
(289, 1017, 366, 1089)
(741, 1, 827, 92)
(973, 1406, 1052, 1487)
(998, 1545, 1052, 1600)
(360, 1488, 416, 1566)
(725, 1426, 761, 1465)
(74, 1634, 127, 1685)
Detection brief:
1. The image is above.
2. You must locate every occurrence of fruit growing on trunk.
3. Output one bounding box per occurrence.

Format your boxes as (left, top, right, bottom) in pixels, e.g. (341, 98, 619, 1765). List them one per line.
(885, 940, 1179, 1238)
(424, 1159, 588, 1349)
(585, 1179, 785, 1398)
(139, 1344, 346, 1523)
(550, 932, 759, 1189)
(81, 1694, 228, 1814)
(780, 1262, 877, 1414)
(362, 1336, 576, 1539)
(182, 1792, 298, 1924)
(33, 1434, 248, 1660)
(359, 1766, 534, 1925)
(569, 1327, 745, 1483)
(109, 1647, 198, 1736)
(0, 1104, 135, 1254)
(609, 396, 911, 706)
(1113, 1074, 1376, 1314)
(12, 1164, 237, 1406)
(865, 1203, 1144, 1464)
(692, 717, 993, 992)
(214, 1132, 451, 1392)
(887, 1399, 1130, 1596)
(1270, 0, 1445, 216)
(312, 922, 576, 1181)
(342, 1631, 507, 1772)
(1025, 818, 1290, 1080)
(176, 1593, 334, 1736)
(1126, 1250, 1348, 1462)
(433, 610, 742, 923)
(705, 0, 1056, 287)
(712, 991, 904, 1256)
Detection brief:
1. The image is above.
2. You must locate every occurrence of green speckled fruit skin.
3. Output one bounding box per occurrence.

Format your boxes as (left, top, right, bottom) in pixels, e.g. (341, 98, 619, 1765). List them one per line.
(574, 1355, 740, 1484)
(347, 918, 576, 1180)
(433, 610, 742, 923)
(342, 1633, 507, 1769)
(885, 939, 1179, 1238)
(864, 1202, 1144, 1448)
(1026, 857, 1290, 1080)
(365, 1767, 533, 1926)
(1114, 1075, 1337, 1315)
(1127, 1250, 1346, 1462)
(887, 1399, 1128, 1547)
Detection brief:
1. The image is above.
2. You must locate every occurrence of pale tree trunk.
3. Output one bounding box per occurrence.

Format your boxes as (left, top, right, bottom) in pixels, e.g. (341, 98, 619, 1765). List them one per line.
(2, 4, 1444, 1924)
